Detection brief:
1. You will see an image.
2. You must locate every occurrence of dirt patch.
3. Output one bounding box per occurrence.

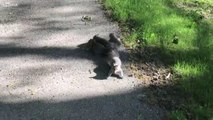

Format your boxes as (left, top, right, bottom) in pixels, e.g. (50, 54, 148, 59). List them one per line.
(127, 46, 174, 86)
(127, 46, 188, 111)
(174, 1, 213, 20)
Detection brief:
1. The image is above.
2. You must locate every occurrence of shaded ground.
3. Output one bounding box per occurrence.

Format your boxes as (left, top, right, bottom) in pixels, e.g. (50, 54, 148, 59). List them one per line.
(0, 0, 165, 120)
(0, 90, 163, 120)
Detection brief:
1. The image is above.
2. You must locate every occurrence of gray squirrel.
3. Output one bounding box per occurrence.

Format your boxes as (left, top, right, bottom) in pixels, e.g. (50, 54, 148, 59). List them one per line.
(89, 33, 124, 79)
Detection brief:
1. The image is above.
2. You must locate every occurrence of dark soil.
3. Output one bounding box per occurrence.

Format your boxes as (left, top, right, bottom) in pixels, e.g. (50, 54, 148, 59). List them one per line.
(127, 46, 188, 111)
(128, 47, 174, 86)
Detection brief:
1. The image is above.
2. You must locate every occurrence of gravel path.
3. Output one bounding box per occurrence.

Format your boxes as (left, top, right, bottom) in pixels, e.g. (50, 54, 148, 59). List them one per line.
(0, 0, 164, 119)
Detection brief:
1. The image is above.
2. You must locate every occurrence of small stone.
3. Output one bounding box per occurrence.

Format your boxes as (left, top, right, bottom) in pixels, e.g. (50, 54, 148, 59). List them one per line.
(153, 72, 159, 76)
(153, 76, 158, 80)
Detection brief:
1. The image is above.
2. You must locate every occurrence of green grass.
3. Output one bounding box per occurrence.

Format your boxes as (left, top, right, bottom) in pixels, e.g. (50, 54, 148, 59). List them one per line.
(103, 0, 213, 119)
(104, 0, 198, 50)
(174, 61, 206, 77)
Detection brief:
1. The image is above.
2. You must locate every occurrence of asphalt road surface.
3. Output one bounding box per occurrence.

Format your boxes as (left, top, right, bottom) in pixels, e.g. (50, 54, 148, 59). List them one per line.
(0, 0, 164, 120)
